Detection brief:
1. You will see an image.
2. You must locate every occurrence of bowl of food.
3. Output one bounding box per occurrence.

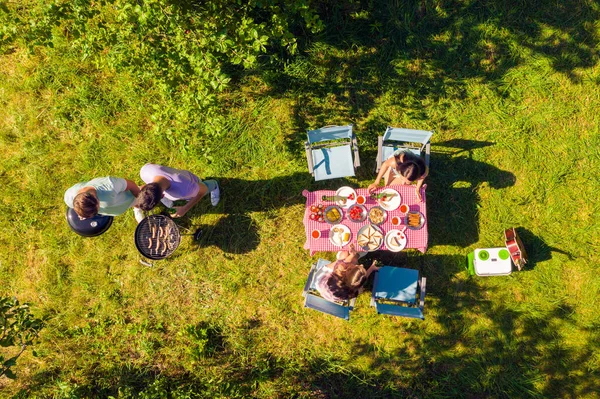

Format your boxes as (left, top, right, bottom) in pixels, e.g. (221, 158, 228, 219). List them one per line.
(347, 204, 367, 223)
(324, 205, 343, 224)
(368, 206, 387, 225)
(405, 211, 425, 230)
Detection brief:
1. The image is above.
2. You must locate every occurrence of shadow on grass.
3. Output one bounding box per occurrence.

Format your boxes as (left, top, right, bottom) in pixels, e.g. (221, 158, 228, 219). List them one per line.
(176, 172, 362, 253)
(14, 251, 599, 398)
(515, 226, 575, 269)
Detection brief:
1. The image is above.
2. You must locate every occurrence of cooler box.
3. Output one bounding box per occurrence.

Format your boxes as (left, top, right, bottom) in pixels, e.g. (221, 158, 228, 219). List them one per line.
(467, 247, 512, 276)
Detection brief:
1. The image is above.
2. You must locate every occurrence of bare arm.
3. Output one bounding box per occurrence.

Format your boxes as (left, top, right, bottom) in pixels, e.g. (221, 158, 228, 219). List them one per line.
(125, 179, 141, 197)
(172, 182, 209, 218)
(368, 158, 395, 193)
(414, 165, 429, 201)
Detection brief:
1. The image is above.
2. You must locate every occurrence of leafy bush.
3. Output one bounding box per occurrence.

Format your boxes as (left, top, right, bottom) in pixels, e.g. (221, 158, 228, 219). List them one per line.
(0, 0, 324, 152)
(0, 297, 44, 379)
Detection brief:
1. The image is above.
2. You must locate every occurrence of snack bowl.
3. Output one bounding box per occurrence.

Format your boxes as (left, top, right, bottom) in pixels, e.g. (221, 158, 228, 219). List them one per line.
(405, 211, 425, 230)
(324, 205, 343, 224)
(347, 204, 367, 223)
(368, 205, 387, 226)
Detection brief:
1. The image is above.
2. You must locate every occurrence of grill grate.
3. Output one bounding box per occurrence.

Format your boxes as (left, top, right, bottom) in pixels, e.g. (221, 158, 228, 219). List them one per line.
(134, 215, 181, 260)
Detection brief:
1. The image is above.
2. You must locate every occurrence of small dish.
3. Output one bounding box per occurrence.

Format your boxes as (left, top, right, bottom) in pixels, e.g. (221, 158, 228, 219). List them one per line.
(368, 206, 387, 225)
(323, 205, 343, 224)
(347, 204, 367, 223)
(405, 211, 425, 230)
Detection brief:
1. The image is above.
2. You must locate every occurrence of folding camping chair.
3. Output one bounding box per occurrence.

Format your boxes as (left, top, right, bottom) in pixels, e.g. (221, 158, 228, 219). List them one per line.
(376, 127, 433, 173)
(305, 125, 360, 181)
(370, 266, 426, 319)
(302, 259, 356, 320)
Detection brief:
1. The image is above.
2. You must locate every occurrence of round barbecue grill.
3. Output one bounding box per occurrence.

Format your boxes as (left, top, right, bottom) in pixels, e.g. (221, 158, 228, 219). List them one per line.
(66, 207, 113, 237)
(134, 214, 182, 260)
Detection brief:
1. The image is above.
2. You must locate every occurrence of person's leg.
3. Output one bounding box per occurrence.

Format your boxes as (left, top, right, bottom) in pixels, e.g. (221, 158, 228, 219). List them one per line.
(203, 179, 220, 206)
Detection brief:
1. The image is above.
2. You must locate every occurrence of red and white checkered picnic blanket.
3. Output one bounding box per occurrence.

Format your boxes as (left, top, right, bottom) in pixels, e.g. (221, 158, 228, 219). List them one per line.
(302, 185, 428, 255)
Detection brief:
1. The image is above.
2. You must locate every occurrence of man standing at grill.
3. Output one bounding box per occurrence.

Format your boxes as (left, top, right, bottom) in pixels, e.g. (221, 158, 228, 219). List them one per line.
(64, 176, 140, 218)
(134, 163, 220, 221)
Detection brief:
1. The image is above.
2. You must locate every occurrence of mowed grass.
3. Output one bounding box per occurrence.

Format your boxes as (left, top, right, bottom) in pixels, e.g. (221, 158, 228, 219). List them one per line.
(1, 1, 600, 398)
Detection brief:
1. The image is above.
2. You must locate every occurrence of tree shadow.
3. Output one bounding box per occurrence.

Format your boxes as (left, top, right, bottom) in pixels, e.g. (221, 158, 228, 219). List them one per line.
(174, 172, 362, 253)
(338, 253, 600, 398)
(428, 141, 516, 247)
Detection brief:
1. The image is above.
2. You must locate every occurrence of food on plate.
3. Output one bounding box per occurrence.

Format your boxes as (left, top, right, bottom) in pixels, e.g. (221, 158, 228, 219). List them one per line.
(325, 207, 341, 222)
(309, 203, 327, 222)
(369, 207, 385, 225)
(347, 193, 355, 200)
(357, 225, 384, 251)
(343, 232, 350, 242)
(408, 213, 422, 227)
(348, 205, 365, 221)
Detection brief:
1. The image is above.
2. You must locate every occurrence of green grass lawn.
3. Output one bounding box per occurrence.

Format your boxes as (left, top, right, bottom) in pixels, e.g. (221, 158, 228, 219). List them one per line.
(1, 1, 600, 398)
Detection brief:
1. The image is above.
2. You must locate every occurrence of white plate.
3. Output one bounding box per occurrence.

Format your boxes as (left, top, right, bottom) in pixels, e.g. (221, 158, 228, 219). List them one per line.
(377, 188, 401, 211)
(335, 186, 357, 209)
(385, 229, 407, 252)
(329, 224, 351, 247)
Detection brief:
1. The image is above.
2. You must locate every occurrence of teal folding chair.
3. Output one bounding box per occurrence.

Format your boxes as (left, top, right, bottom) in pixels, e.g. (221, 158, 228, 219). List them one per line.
(376, 127, 433, 173)
(305, 125, 360, 181)
(370, 266, 426, 319)
(302, 259, 356, 320)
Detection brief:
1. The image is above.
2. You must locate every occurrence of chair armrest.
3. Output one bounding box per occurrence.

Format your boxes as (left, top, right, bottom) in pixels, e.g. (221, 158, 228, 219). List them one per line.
(376, 136, 383, 172)
(425, 142, 430, 168)
(370, 269, 380, 306)
(305, 141, 314, 174)
(302, 263, 317, 297)
(419, 277, 426, 309)
(352, 134, 360, 168)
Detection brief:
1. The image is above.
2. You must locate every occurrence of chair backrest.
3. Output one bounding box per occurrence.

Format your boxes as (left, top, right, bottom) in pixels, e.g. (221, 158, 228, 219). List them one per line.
(302, 259, 354, 320)
(305, 125, 360, 180)
(371, 269, 426, 320)
(382, 127, 433, 146)
(304, 294, 350, 320)
(307, 125, 353, 144)
(377, 127, 433, 172)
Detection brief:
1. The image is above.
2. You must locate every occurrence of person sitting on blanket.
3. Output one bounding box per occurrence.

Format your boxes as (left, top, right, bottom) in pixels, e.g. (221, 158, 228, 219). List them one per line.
(315, 244, 379, 302)
(134, 163, 220, 222)
(64, 176, 140, 218)
(367, 149, 428, 201)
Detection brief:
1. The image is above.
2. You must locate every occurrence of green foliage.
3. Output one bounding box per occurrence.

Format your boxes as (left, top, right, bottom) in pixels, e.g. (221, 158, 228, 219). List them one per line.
(0, 297, 44, 379)
(0, 0, 324, 154)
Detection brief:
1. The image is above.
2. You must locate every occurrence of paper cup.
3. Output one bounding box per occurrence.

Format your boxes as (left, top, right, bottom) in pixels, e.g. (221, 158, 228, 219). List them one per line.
(399, 204, 410, 213)
(356, 195, 366, 205)
(311, 230, 321, 239)
(391, 216, 401, 226)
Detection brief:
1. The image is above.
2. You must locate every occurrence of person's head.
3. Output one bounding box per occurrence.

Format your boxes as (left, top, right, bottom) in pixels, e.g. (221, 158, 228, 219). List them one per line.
(396, 156, 426, 183)
(73, 191, 99, 218)
(327, 263, 367, 300)
(138, 182, 163, 211)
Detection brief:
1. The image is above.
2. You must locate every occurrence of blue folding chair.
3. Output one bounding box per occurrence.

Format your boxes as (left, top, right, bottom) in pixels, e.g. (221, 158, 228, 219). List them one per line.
(305, 125, 360, 181)
(376, 127, 433, 173)
(370, 266, 426, 319)
(302, 259, 356, 320)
